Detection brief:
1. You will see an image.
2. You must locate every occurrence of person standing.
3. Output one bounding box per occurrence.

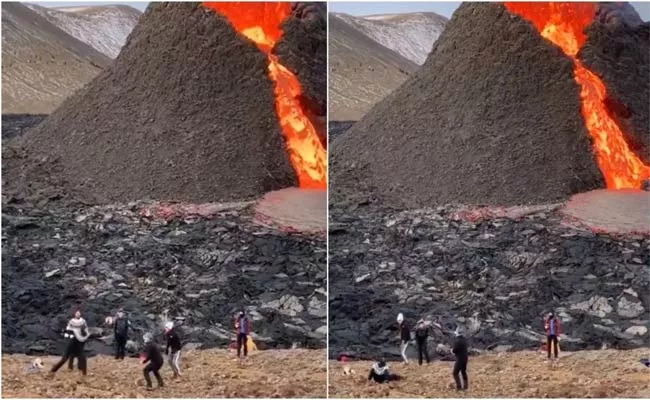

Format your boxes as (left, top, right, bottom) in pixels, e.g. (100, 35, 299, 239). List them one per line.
(452, 327, 468, 391)
(544, 312, 560, 361)
(414, 319, 430, 365)
(234, 311, 250, 360)
(397, 313, 411, 364)
(113, 309, 131, 360)
(164, 321, 183, 378)
(51, 309, 90, 376)
(141, 333, 164, 390)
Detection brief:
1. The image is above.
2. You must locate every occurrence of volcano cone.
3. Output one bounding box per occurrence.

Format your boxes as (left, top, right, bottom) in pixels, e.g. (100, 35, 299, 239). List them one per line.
(331, 2, 649, 207)
(16, 2, 304, 203)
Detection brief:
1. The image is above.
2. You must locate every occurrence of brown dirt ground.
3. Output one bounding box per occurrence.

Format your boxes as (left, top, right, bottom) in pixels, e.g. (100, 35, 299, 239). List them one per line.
(329, 349, 650, 398)
(2, 349, 326, 398)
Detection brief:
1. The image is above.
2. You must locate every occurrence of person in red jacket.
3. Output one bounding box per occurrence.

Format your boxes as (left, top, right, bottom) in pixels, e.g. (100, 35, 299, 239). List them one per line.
(234, 311, 250, 359)
(544, 312, 560, 360)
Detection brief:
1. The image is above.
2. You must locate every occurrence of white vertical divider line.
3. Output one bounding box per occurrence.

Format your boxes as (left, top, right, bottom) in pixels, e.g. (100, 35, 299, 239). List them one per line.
(325, 0, 331, 397)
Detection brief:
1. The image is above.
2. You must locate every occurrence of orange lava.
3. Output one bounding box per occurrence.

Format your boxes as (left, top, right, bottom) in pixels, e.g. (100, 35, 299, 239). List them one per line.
(504, 2, 650, 189)
(202, 2, 326, 189)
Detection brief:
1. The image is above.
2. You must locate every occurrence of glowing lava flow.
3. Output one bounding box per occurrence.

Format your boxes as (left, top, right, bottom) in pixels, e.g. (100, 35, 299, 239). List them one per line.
(202, 2, 326, 189)
(504, 2, 650, 189)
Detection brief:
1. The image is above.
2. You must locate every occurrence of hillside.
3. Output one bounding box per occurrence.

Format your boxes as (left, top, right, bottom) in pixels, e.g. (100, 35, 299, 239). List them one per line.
(1, 2, 111, 114)
(329, 349, 650, 398)
(329, 14, 418, 121)
(333, 12, 448, 65)
(26, 3, 142, 58)
(2, 349, 326, 398)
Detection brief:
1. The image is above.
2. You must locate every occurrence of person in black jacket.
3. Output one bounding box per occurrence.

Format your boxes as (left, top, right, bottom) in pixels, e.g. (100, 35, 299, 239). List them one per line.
(51, 310, 90, 376)
(367, 360, 402, 383)
(114, 309, 131, 360)
(452, 328, 469, 391)
(164, 321, 182, 378)
(141, 333, 164, 390)
(414, 319, 430, 365)
(397, 313, 411, 364)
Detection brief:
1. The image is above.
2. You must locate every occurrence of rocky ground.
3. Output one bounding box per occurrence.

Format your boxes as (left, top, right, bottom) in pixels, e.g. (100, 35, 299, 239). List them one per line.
(329, 348, 650, 398)
(2, 196, 326, 356)
(2, 349, 326, 398)
(328, 202, 649, 360)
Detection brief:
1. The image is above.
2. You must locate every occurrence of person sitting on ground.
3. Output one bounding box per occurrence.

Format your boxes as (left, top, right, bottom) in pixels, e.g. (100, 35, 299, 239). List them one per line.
(141, 333, 164, 390)
(51, 309, 90, 376)
(414, 319, 431, 365)
(368, 360, 402, 383)
(397, 313, 411, 364)
(452, 327, 468, 391)
(544, 311, 560, 361)
(164, 321, 183, 378)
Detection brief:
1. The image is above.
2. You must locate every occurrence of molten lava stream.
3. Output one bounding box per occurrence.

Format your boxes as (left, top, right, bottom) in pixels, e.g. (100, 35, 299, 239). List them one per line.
(504, 2, 650, 189)
(202, 2, 327, 190)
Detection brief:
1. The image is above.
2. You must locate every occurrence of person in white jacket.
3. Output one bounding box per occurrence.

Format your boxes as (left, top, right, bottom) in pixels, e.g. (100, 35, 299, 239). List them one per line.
(50, 309, 90, 376)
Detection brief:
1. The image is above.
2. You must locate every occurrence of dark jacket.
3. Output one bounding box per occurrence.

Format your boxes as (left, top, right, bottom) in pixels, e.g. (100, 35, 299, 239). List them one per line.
(143, 342, 163, 366)
(399, 321, 411, 342)
(452, 335, 468, 362)
(415, 323, 429, 340)
(166, 328, 182, 353)
(114, 317, 131, 337)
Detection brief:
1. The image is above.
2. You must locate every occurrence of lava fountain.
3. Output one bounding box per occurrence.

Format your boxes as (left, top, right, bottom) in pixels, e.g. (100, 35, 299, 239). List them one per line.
(202, 2, 327, 190)
(504, 2, 650, 189)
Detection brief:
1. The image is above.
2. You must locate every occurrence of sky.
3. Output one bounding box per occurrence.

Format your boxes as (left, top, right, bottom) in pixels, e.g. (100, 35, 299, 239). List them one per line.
(331, 1, 649, 21)
(32, 1, 149, 11)
(32, 1, 650, 22)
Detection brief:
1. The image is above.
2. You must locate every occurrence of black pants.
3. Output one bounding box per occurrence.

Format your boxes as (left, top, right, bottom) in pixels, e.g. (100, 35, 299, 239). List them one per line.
(547, 335, 559, 358)
(52, 339, 86, 375)
(115, 334, 127, 359)
(416, 337, 430, 365)
(237, 333, 248, 357)
(143, 362, 164, 388)
(453, 358, 468, 390)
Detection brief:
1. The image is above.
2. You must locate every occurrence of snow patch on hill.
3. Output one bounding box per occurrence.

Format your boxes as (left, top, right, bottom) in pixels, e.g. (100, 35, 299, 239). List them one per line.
(334, 12, 448, 65)
(26, 4, 141, 58)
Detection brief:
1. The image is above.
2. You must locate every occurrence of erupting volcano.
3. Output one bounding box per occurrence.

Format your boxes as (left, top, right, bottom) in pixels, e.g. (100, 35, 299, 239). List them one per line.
(504, 2, 650, 189)
(331, 2, 649, 208)
(11, 2, 326, 204)
(203, 2, 326, 189)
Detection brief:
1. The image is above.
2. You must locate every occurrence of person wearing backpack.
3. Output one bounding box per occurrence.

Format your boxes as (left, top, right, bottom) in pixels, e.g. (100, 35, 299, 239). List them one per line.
(114, 309, 131, 360)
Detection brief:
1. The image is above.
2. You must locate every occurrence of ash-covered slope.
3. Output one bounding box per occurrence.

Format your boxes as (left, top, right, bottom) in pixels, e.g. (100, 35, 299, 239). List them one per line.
(1, 2, 111, 114)
(329, 14, 418, 121)
(26, 3, 142, 58)
(17, 2, 297, 204)
(331, 2, 606, 208)
(334, 11, 448, 65)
